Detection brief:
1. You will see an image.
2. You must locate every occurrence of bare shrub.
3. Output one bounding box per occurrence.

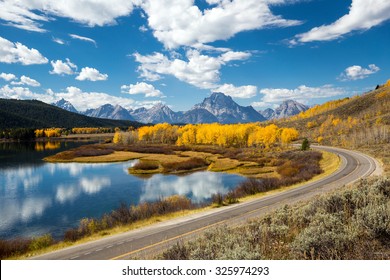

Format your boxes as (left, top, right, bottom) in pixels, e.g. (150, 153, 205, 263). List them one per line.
(0, 238, 31, 259)
(161, 242, 189, 260)
(162, 158, 208, 172)
(212, 193, 224, 206)
(132, 161, 159, 170)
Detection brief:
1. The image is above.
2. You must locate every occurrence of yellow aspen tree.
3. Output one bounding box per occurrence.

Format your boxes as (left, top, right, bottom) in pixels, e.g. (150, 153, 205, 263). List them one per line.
(113, 131, 122, 144)
(280, 128, 299, 145)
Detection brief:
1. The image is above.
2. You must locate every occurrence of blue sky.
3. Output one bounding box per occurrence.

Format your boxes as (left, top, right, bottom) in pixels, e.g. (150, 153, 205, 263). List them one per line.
(0, 0, 389, 112)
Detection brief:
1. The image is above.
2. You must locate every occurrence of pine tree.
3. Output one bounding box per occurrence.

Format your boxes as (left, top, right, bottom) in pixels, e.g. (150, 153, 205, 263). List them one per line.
(301, 138, 310, 151)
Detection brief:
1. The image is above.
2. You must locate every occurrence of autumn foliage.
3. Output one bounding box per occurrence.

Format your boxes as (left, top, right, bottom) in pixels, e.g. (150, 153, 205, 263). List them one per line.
(123, 123, 299, 148)
(34, 128, 62, 138)
(71, 127, 112, 134)
(292, 97, 353, 120)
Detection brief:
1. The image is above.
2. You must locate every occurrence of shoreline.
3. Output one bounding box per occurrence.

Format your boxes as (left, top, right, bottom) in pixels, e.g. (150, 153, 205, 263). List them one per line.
(43, 145, 279, 177)
(4, 147, 340, 259)
(43, 143, 338, 178)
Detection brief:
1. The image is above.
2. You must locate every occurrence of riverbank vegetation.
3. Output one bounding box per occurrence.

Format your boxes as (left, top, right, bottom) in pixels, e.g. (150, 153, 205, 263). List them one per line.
(45, 122, 300, 177)
(1, 145, 333, 259)
(161, 177, 390, 260)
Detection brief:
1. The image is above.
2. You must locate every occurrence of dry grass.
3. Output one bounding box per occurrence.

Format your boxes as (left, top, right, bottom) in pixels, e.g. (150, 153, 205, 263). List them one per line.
(208, 157, 243, 172)
(161, 177, 390, 260)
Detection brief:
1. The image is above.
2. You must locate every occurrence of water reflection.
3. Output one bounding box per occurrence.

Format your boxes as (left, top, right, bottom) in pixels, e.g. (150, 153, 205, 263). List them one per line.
(55, 177, 111, 204)
(0, 161, 118, 238)
(0, 141, 96, 170)
(141, 172, 235, 203)
(34, 141, 61, 151)
(2, 166, 42, 194)
(0, 198, 52, 231)
(48, 162, 109, 177)
(0, 158, 245, 239)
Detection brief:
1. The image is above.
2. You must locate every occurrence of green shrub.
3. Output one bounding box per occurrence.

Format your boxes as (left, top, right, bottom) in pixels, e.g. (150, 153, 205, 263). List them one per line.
(28, 234, 54, 251)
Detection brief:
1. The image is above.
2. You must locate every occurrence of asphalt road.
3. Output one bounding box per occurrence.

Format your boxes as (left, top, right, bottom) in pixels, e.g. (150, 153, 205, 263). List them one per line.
(31, 145, 382, 260)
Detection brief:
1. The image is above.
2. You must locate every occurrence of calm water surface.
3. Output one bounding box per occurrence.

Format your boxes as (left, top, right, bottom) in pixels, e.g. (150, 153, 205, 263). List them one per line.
(0, 142, 245, 240)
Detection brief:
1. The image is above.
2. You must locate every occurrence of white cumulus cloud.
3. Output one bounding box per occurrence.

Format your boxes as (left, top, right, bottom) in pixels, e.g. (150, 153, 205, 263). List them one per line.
(0, 36, 48, 65)
(0, 1, 49, 32)
(141, 0, 302, 49)
(0, 72, 16, 81)
(0, 85, 46, 101)
(0, 0, 137, 32)
(11, 75, 40, 87)
(134, 49, 251, 89)
(50, 59, 78, 75)
(0, 1, 302, 49)
(76, 67, 108, 81)
(339, 64, 380, 81)
(212, 84, 258, 99)
(121, 82, 165, 98)
(294, 0, 390, 43)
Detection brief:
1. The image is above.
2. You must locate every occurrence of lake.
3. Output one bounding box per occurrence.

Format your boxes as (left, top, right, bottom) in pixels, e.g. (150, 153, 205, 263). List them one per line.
(0, 142, 245, 240)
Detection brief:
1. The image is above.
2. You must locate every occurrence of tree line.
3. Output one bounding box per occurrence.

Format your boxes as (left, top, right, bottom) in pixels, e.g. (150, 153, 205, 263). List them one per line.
(113, 123, 299, 148)
(0, 127, 121, 140)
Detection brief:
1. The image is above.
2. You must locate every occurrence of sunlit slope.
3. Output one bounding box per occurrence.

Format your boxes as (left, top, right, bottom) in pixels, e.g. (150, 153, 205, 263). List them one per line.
(277, 80, 390, 147)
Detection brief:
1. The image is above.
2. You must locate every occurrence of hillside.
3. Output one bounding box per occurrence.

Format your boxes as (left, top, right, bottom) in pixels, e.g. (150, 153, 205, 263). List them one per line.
(277, 83, 390, 141)
(0, 99, 141, 129)
(282, 83, 390, 128)
(274, 81, 390, 174)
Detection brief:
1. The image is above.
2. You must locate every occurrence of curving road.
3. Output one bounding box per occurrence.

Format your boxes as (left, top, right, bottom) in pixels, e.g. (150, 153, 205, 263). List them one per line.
(31, 146, 382, 260)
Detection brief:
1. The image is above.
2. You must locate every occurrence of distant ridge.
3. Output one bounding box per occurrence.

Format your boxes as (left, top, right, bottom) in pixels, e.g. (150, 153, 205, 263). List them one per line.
(83, 104, 135, 121)
(261, 100, 309, 120)
(132, 103, 178, 124)
(0, 99, 141, 129)
(193, 92, 266, 123)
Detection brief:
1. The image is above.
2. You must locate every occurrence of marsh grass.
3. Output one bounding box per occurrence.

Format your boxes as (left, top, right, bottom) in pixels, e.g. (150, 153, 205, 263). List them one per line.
(212, 151, 323, 205)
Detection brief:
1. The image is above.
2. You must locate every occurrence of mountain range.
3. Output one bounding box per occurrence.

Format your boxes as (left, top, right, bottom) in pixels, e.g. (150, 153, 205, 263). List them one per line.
(53, 93, 308, 124)
(260, 100, 309, 120)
